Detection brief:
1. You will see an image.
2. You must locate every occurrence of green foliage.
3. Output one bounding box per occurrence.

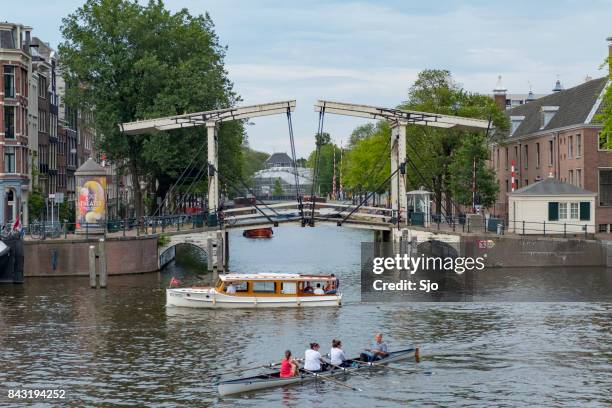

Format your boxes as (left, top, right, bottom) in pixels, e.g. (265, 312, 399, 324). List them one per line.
(157, 233, 171, 247)
(295, 158, 307, 167)
(348, 123, 376, 148)
(307, 143, 341, 196)
(342, 121, 391, 193)
(315, 132, 331, 146)
(273, 178, 283, 197)
(59, 201, 75, 224)
(242, 144, 269, 180)
(28, 189, 45, 221)
(399, 69, 508, 213)
(595, 54, 611, 148)
(59, 0, 243, 215)
(448, 133, 499, 207)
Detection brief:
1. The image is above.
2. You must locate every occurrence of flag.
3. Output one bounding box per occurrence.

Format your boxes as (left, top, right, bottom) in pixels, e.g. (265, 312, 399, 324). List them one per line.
(332, 147, 337, 200)
(339, 141, 344, 200)
(12, 215, 20, 231)
(169, 277, 181, 287)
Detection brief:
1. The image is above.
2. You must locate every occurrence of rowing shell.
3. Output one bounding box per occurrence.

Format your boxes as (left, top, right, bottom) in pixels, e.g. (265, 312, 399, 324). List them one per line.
(217, 347, 415, 396)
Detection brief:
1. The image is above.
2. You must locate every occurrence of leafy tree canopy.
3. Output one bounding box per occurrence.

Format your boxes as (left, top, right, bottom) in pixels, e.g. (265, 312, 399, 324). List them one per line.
(59, 0, 243, 215)
(342, 121, 391, 193)
(307, 143, 341, 197)
(595, 51, 612, 148)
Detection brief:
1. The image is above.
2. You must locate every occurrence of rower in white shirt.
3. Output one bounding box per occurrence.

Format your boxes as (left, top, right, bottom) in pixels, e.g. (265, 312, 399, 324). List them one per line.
(304, 342, 323, 372)
(313, 283, 325, 295)
(330, 339, 348, 367)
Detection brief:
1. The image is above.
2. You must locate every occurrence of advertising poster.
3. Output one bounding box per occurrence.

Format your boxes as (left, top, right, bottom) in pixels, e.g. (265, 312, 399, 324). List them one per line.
(76, 176, 106, 230)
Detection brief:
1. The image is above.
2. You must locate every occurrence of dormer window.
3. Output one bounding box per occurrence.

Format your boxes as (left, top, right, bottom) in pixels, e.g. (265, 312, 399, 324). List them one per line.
(510, 116, 525, 135)
(540, 106, 559, 129)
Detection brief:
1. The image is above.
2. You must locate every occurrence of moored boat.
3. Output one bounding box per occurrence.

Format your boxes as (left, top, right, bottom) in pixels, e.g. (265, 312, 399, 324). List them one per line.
(218, 347, 416, 396)
(166, 273, 341, 308)
(243, 228, 273, 238)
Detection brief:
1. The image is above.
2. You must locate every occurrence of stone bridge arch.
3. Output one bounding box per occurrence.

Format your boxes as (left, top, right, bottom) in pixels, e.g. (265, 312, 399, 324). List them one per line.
(417, 239, 459, 258)
(158, 230, 224, 270)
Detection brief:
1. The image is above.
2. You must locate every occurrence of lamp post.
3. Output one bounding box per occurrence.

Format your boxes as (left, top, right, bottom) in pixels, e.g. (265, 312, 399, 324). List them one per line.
(139, 179, 147, 217)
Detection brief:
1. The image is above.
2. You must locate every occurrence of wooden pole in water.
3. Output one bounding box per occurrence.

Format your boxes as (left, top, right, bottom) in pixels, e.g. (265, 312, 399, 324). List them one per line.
(415, 346, 420, 363)
(89, 245, 96, 288)
(99, 238, 107, 288)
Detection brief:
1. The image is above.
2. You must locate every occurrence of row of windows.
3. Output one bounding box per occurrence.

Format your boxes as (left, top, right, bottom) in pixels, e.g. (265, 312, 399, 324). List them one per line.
(496, 135, 586, 171)
(548, 201, 590, 221)
(496, 132, 612, 172)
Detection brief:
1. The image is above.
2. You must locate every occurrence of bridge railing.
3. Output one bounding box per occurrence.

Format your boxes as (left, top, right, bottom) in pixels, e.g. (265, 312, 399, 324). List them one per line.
(410, 212, 592, 239)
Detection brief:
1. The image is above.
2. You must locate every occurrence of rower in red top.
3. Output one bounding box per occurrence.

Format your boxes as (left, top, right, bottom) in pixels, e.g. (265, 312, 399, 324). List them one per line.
(279, 350, 298, 378)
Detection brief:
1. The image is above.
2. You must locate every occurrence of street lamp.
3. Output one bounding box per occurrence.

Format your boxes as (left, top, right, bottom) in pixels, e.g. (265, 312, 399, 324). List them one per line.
(139, 179, 147, 217)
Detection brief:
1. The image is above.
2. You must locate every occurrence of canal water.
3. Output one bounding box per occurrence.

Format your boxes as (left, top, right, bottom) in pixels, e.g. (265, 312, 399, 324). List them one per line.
(0, 226, 610, 407)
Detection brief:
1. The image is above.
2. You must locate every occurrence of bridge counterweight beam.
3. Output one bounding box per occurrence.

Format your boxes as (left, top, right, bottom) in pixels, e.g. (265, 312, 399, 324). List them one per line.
(207, 122, 219, 216)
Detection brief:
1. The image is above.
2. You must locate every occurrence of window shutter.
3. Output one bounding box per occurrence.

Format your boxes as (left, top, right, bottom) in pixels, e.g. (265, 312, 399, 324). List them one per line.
(579, 202, 590, 221)
(548, 202, 559, 221)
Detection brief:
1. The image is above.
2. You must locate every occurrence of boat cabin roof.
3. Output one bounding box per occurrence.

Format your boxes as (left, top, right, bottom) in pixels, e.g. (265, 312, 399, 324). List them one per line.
(219, 273, 336, 282)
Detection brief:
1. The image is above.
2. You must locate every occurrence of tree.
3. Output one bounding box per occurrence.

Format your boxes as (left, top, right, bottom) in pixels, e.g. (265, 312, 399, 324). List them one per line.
(596, 48, 612, 148)
(448, 133, 498, 207)
(307, 143, 341, 197)
(342, 121, 391, 193)
(242, 144, 269, 181)
(348, 123, 376, 147)
(315, 132, 331, 146)
(400, 69, 508, 214)
(273, 178, 283, 198)
(28, 188, 45, 221)
(59, 0, 243, 216)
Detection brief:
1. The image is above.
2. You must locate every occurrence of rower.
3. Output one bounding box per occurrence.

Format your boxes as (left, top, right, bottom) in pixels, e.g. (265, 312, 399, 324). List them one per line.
(313, 283, 325, 295)
(360, 333, 389, 362)
(330, 339, 348, 367)
(279, 350, 299, 378)
(226, 282, 237, 294)
(304, 342, 324, 372)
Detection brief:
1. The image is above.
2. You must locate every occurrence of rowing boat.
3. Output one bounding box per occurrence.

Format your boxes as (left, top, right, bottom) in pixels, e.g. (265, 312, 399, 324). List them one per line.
(217, 347, 415, 396)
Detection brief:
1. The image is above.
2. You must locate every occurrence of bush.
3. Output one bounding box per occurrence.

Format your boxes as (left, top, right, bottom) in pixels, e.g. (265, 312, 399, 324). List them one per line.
(157, 233, 171, 247)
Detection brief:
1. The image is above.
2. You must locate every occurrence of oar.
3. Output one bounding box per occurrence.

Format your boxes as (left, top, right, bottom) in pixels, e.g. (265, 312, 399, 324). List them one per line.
(301, 368, 363, 392)
(203, 358, 304, 380)
(323, 359, 369, 378)
(366, 362, 419, 374)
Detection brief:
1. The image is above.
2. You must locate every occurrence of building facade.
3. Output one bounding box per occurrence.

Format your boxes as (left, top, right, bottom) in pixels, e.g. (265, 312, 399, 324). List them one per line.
(0, 23, 32, 226)
(490, 73, 611, 233)
(0, 22, 99, 227)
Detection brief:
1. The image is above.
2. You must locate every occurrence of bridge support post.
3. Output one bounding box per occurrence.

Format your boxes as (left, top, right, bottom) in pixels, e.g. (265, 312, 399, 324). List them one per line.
(390, 122, 407, 225)
(207, 122, 219, 217)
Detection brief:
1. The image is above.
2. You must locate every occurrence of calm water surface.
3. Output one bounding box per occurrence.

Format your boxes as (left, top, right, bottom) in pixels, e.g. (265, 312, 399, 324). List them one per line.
(0, 226, 610, 407)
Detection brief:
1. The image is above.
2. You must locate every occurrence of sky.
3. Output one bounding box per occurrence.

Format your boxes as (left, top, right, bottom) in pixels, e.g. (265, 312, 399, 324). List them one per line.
(5, 0, 612, 157)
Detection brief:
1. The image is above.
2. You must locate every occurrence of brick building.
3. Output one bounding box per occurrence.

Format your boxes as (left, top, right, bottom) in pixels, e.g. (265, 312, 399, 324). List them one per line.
(490, 45, 611, 232)
(0, 22, 32, 226)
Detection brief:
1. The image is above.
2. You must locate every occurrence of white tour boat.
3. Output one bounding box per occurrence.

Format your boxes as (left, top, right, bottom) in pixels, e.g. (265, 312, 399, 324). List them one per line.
(166, 273, 341, 308)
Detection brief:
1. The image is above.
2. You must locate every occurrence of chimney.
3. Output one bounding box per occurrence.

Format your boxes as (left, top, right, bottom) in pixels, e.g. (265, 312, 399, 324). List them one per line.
(493, 75, 507, 110)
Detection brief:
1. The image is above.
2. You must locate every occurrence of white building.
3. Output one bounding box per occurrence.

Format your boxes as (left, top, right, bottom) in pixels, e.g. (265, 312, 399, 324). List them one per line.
(252, 153, 313, 198)
(508, 176, 596, 235)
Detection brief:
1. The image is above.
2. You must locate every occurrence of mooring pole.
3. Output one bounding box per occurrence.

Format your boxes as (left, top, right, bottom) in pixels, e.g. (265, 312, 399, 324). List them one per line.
(99, 238, 107, 288)
(89, 245, 96, 288)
